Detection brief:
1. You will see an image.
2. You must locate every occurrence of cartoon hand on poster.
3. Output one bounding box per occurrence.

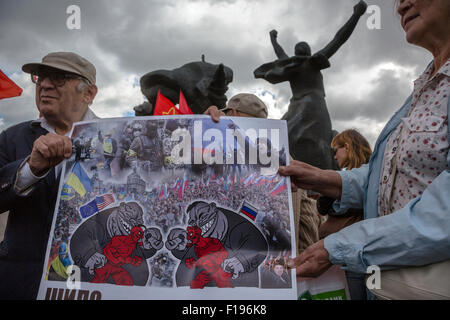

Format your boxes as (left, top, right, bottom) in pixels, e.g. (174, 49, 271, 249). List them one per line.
(86, 252, 107, 275)
(222, 257, 244, 279)
(165, 228, 188, 251)
(143, 227, 164, 250)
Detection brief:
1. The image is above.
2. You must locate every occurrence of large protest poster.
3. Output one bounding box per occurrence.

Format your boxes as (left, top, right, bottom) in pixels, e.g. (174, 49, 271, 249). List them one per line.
(37, 115, 296, 300)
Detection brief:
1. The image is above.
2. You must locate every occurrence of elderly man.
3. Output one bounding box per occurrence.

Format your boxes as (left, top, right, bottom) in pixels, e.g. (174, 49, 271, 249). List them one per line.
(204, 93, 322, 261)
(0, 52, 98, 299)
(204, 93, 268, 121)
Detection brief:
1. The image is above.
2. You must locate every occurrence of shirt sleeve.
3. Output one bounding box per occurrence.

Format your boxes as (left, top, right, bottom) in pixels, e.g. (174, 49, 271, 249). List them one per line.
(332, 164, 369, 214)
(14, 157, 50, 196)
(324, 167, 450, 274)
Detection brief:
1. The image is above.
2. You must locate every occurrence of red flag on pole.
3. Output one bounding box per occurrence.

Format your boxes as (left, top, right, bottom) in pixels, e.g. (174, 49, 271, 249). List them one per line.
(154, 90, 180, 115)
(178, 90, 193, 114)
(153, 89, 194, 115)
(0, 69, 22, 100)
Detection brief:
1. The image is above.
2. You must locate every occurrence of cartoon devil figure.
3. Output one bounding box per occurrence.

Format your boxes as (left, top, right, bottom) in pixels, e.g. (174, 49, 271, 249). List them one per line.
(91, 225, 145, 286)
(185, 226, 233, 289)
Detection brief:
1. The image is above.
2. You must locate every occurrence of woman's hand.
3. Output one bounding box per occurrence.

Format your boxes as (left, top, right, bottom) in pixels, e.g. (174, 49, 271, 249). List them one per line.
(278, 160, 342, 199)
(288, 239, 332, 278)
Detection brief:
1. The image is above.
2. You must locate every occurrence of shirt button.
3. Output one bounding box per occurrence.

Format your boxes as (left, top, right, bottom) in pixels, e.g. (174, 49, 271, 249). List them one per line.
(384, 176, 387, 181)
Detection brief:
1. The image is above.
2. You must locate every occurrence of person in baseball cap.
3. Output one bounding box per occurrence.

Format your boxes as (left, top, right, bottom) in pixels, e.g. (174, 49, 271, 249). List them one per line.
(204, 93, 268, 122)
(0, 52, 99, 299)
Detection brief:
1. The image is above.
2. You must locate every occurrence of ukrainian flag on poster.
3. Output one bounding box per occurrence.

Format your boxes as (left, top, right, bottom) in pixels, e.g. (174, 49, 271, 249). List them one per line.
(60, 184, 75, 200)
(65, 162, 91, 197)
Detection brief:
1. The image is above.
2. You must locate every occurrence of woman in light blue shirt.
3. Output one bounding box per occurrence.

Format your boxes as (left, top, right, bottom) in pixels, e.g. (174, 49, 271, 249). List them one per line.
(279, 0, 450, 290)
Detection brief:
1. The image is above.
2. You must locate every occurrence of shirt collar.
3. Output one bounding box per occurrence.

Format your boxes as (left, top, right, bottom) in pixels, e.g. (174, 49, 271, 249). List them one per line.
(413, 58, 450, 93)
(438, 58, 450, 78)
(31, 107, 99, 136)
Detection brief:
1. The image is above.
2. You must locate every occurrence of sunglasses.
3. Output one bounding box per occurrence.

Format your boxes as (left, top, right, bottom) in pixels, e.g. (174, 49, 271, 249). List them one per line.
(31, 72, 89, 87)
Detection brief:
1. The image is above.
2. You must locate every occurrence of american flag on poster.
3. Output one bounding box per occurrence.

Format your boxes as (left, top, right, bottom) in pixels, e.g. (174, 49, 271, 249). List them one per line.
(95, 193, 115, 210)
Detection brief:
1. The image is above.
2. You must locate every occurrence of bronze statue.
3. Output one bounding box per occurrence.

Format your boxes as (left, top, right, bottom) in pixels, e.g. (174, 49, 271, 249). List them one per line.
(254, 0, 367, 169)
(134, 56, 233, 115)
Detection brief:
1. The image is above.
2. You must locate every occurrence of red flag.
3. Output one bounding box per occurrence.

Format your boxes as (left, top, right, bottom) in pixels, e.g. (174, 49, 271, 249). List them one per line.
(153, 89, 194, 115)
(153, 90, 181, 116)
(0, 69, 22, 100)
(178, 90, 193, 114)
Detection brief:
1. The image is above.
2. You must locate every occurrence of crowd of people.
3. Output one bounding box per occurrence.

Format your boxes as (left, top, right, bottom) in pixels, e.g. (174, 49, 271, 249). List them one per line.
(0, 0, 449, 300)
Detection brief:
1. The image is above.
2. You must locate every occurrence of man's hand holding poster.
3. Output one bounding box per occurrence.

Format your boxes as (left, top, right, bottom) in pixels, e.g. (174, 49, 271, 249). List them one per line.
(37, 115, 296, 300)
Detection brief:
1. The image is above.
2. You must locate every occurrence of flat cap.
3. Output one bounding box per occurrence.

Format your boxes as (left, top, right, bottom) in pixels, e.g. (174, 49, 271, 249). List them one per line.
(221, 93, 268, 118)
(22, 52, 96, 85)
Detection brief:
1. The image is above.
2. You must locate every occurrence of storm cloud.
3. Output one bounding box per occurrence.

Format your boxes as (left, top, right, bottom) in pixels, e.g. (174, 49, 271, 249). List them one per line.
(0, 0, 432, 147)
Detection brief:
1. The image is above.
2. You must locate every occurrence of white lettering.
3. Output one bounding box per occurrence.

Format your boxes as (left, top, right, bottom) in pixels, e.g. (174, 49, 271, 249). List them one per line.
(366, 265, 381, 290)
(171, 128, 191, 164)
(66, 5, 81, 30)
(66, 265, 81, 290)
(366, 5, 381, 30)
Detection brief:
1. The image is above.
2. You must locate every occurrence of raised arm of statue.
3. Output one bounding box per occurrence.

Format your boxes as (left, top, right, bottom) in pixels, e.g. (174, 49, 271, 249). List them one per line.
(316, 0, 367, 59)
(270, 29, 289, 60)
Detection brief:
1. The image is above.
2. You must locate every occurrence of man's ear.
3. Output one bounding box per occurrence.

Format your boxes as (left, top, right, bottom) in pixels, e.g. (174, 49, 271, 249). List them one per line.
(344, 142, 350, 151)
(84, 84, 98, 104)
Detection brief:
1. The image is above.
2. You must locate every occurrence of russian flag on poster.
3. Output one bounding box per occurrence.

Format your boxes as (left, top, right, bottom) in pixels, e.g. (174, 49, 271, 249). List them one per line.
(265, 174, 278, 190)
(159, 186, 164, 199)
(171, 178, 179, 190)
(252, 175, 264, 186)
(178, 173, 189, 200)
(159, 184, 167, 199)
(243, 173, 256, 187)
(256, 176, 266, 186)
(224, 174, 230, 192)
(240, 201, 259, 221)
(160, 183, 168, 199)
(218, 192, 227, 200)
(269, 177, 287, 196)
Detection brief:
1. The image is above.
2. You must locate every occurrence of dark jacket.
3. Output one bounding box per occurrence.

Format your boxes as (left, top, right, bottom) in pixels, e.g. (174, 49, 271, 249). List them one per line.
(0, 121, 59, 300)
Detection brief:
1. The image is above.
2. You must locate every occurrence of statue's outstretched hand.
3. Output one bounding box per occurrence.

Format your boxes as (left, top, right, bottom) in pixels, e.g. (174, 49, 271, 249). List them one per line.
(353, 0, 367, 16)
(269, 29, 278, 39)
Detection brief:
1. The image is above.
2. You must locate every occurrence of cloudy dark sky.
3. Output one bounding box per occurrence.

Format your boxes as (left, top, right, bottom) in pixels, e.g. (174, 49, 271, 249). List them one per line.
(0, 0, 431, 146)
